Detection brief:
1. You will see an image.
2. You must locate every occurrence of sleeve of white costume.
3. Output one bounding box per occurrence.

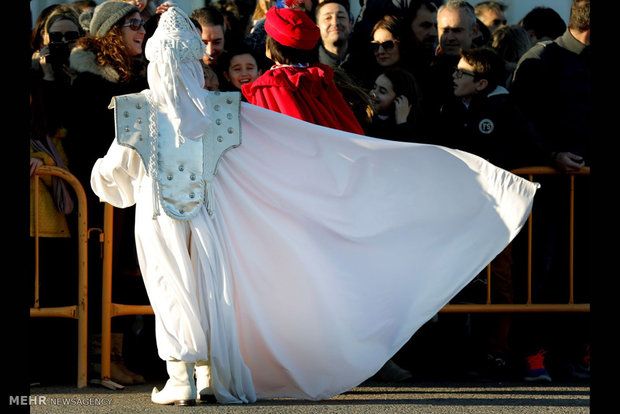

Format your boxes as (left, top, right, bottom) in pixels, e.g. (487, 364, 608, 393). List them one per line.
(90, 140, 144, 208)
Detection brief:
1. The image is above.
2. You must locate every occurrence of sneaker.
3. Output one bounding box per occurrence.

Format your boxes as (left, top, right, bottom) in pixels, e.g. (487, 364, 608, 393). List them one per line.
(487, 353, 508, 375)
(467, 353, 510, 380)
(568, 345, 590, 380)
(524, 349, 552, 382)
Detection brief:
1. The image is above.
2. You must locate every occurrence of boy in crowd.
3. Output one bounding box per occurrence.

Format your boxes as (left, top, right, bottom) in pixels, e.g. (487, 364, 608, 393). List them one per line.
(437, 48, 542, 378)
(438, 47, 541, 170)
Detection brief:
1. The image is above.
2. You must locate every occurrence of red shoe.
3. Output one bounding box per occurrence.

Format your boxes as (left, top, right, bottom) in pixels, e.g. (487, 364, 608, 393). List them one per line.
(524, 349, 552, 382)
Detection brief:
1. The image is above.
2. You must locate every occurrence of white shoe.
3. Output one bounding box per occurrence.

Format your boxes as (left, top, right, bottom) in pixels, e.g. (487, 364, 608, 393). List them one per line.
(195, 361, 217, 403)
(151, 360, 197, 406)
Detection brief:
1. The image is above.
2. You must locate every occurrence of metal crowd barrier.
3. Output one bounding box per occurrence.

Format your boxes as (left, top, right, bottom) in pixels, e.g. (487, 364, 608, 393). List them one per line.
(441, 166, 590, 313)
(98, 166, 590, 384)
(100, 202, 153, 387)
(30, 165, 89, 388)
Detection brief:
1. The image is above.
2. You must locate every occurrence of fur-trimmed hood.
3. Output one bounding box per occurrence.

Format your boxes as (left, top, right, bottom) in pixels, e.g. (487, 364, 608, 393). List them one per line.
(69, 46, 120, 83)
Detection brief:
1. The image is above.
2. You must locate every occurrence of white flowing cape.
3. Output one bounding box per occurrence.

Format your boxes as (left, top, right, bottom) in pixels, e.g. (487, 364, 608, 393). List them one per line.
(92, 102, 538, 402)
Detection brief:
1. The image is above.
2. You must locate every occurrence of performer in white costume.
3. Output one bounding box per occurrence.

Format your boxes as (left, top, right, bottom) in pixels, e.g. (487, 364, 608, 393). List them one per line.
(91, 5, 538, 405)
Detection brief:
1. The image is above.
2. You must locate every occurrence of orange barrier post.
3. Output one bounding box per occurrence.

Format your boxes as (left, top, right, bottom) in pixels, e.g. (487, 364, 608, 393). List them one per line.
(30, 165, 89, 388)
(100, 203, 154, 387)
(441, 166, 590, 313)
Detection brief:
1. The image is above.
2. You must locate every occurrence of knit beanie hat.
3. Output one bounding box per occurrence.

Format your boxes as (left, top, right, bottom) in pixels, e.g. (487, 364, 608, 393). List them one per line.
(264, 7, 319, 50)
(78, 10, 93, 33)
(90, 1, 139, 38)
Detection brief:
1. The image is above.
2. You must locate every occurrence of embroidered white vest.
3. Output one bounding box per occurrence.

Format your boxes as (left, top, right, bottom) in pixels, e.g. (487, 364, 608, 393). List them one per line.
(108, 90, 241, 220)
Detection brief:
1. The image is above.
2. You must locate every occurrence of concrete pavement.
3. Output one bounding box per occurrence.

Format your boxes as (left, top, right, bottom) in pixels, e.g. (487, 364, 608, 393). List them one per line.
(24, 379, 590, 413)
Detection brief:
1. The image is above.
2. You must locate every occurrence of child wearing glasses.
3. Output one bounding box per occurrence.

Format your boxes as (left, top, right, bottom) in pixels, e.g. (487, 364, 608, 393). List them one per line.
(436, 47, 544, 376)
(438, 47, 542, 170)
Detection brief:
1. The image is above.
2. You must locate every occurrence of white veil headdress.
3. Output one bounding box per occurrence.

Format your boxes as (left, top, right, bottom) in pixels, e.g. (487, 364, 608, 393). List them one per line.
(144, 4, 209, 147)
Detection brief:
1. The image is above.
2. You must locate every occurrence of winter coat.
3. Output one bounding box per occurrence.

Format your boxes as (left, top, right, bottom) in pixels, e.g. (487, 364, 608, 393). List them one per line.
(66, 46, 148, 226)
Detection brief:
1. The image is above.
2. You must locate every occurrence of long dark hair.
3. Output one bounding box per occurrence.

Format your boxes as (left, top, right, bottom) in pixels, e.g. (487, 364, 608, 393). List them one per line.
(370, 15, 412, 65)
(380, 67, 422, 125)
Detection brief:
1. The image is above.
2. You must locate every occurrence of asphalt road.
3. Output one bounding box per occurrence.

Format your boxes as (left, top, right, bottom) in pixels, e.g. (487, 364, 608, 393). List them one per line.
(22, 379, 590, 413)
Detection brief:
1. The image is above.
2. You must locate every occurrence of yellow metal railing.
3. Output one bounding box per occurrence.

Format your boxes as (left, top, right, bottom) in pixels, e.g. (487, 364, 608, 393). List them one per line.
(441, 166, 590, 313)
(30, 165, 89, 388)
(100, 202, 153, 385)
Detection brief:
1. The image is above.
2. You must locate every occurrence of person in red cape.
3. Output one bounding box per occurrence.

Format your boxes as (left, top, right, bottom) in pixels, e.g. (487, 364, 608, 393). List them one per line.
(242, 6, 365, 135)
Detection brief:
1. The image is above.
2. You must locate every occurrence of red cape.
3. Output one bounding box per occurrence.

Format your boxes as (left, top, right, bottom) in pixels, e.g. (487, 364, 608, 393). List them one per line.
(242, 63, 365, 135)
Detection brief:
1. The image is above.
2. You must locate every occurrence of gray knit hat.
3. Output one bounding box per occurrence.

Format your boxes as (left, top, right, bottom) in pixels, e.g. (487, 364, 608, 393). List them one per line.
(90, 1, 140, 38)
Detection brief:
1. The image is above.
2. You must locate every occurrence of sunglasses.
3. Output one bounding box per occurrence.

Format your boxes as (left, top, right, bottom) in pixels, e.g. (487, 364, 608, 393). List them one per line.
(48, 31, 80, 43)
(370, 40, 399, 52)
(123, 18, 146, 31)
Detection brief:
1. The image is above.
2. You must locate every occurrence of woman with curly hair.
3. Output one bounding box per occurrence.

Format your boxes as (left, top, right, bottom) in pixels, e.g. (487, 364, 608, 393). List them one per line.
(66, 1, 148, 211)
(64, 3, 151, 386)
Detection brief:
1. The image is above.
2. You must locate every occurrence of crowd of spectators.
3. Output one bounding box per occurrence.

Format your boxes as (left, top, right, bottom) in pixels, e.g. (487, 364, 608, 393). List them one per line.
(29, 0, 590, 386)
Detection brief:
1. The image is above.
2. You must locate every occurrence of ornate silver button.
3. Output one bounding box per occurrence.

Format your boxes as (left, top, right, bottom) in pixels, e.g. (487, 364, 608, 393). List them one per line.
(189, 192, 195, 199)
(214, 104, 220, 111)
(217, 136, 223, 142)
(124, 111, 130, 118)
(226, 113, 233, 120)
(227, 127, 234, 134)
(167, 174, 173, 180)
(216, 119, 222, 125)
(178, 165, 184, 171)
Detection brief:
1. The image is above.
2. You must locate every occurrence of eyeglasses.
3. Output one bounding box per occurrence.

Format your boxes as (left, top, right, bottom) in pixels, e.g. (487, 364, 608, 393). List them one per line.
(370, 40, 399, 52)
(48, 31, 80, 43)
(453, 68, 477, 79)
(123, 18, 146, 31)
